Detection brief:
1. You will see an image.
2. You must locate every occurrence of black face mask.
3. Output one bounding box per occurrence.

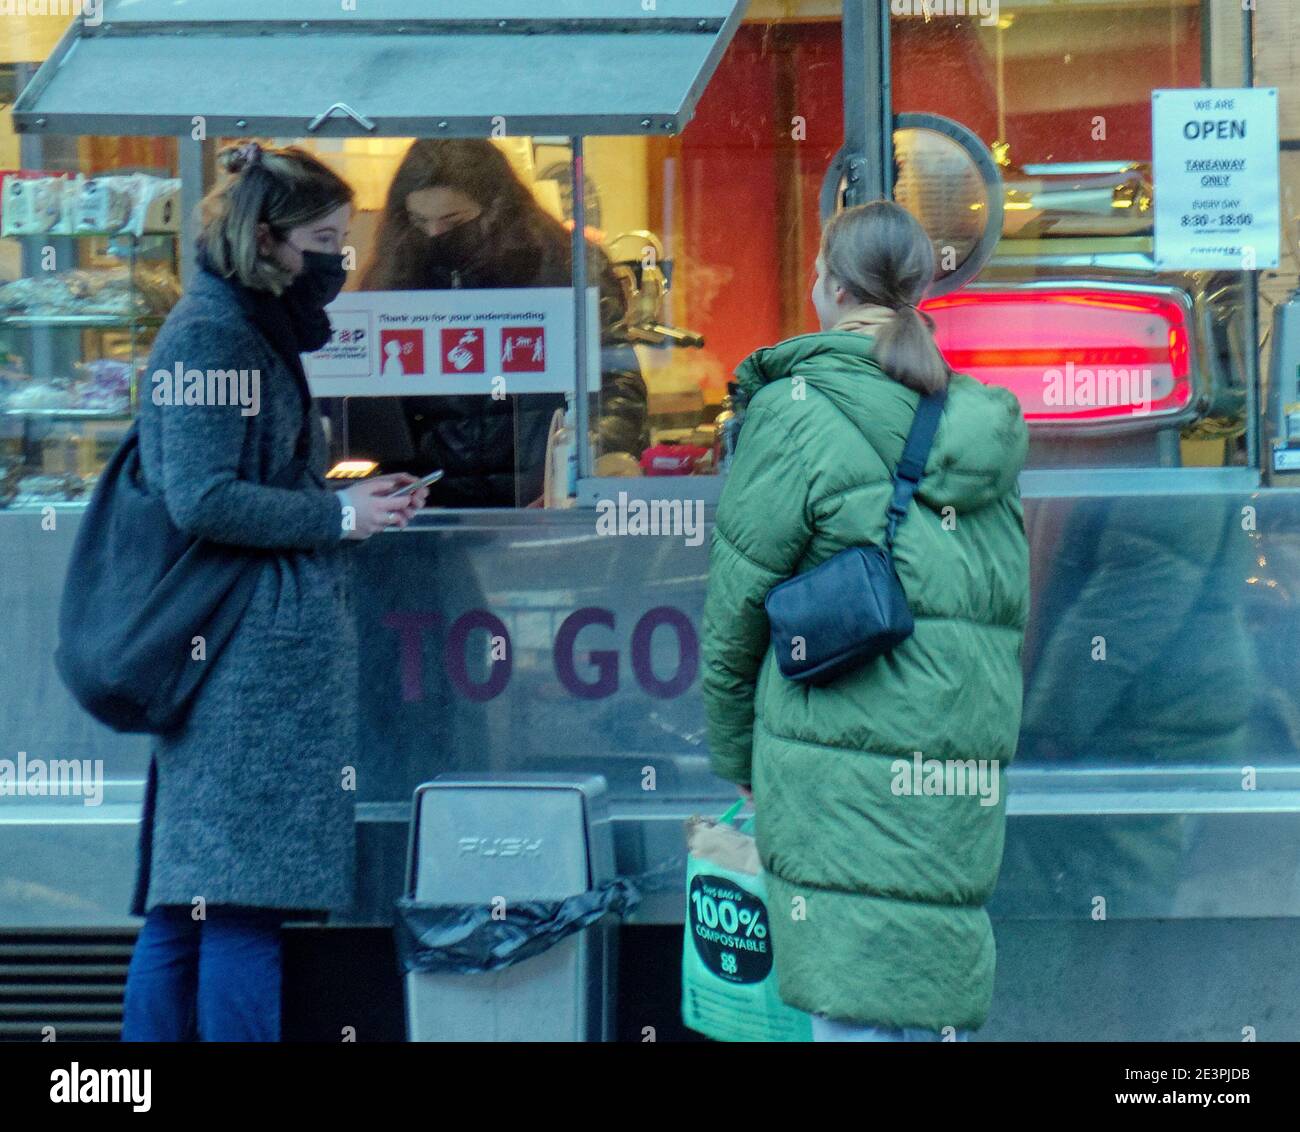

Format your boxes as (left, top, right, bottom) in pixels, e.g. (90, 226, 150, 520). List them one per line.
(280, 249, 347, 352)
(287, 249, 347, 307)
(421, 214, 488, 273)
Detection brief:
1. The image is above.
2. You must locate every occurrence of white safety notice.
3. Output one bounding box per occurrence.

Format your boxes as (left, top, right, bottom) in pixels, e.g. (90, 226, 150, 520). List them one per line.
(1153, 87, 1279, 270)
(302, 286, 598, 397)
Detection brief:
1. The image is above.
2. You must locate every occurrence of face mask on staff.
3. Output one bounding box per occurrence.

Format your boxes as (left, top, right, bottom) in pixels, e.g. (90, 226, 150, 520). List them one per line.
(418, 213, 490, 271)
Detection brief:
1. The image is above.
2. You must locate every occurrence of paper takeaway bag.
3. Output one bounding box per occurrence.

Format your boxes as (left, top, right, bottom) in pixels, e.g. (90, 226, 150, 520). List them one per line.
(680, 813, 812, 1042)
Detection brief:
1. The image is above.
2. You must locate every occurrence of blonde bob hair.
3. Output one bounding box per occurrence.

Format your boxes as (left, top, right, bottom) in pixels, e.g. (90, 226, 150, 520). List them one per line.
(199, 141, 354, 294)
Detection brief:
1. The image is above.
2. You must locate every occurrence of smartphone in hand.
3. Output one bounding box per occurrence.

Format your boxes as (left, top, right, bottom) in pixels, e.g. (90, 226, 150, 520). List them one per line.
(384, 470, 444, 499)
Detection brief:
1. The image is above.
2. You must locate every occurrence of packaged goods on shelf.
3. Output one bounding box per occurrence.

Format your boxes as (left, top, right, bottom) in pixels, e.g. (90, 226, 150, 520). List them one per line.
(5, 379, 76, 410)
(16, 473, 86, 502)
(0, 465, 19, 509)
(0, 361, 133, 415)
(74, 359, 133, 413)
(74, 176, 136, 235)
(0, 174, 78, 235)
(0, 363, 23, 402)
(128, 177, 181, 235)
(2, 173, 181, 237)
(0, 265, 180, 317)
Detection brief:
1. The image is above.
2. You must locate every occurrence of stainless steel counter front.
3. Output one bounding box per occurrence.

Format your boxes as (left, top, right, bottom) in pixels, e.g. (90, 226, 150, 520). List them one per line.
(3, 486, 1300, 928)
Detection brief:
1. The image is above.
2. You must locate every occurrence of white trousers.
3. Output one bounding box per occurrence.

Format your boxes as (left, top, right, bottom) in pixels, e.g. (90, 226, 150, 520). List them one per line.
(810, 1014, 972, 1042)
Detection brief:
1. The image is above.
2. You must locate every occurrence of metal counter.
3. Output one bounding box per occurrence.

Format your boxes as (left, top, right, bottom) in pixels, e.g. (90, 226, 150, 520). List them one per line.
(3, 480, 1300, 929)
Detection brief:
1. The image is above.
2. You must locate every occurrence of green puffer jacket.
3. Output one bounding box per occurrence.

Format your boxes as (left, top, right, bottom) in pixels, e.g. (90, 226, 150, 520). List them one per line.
(701, 330, 1030, 1031)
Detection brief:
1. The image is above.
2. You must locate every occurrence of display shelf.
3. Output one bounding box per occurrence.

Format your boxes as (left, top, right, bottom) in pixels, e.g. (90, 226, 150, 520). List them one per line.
(1, 314, 165, 328)
(0, 207, 176, 500)
(1, 407, 131, 420)
(2, 492, 94, 511)
(1, 230, 176, 239)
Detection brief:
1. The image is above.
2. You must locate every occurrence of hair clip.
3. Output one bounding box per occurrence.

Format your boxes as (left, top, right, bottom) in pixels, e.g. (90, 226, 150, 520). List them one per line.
(228, 141, 264, 173)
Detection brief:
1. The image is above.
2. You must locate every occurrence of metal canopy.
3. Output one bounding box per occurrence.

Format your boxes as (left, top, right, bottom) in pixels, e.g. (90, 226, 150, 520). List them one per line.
(13, 0, 748, 139)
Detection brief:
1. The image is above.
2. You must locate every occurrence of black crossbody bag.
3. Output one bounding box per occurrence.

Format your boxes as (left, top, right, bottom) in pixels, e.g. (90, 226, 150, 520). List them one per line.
(55, 269, 319, 734)
(54, 420, 311, 734)
(764, 387, 947, 686)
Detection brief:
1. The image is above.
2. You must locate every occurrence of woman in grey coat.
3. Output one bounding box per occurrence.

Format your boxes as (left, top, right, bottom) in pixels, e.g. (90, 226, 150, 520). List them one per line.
(121, 142, 428, 1042)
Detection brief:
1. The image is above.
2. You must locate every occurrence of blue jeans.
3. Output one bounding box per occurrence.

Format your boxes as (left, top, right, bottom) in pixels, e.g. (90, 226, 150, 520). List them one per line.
(121, 905, 284, 1042)
(811, 1014, 972, 1042)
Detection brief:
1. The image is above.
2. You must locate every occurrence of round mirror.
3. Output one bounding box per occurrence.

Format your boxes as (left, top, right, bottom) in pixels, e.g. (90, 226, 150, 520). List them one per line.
(820, 113, 1004, 298)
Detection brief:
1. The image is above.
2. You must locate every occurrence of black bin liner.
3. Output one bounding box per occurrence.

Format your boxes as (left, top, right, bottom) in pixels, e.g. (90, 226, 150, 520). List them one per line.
(395, 878, 640, 975)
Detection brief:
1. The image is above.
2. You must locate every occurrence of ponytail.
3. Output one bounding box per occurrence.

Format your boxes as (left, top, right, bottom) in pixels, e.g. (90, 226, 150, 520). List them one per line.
(870, 302, 950, 397)
(820, 201, 950, 396)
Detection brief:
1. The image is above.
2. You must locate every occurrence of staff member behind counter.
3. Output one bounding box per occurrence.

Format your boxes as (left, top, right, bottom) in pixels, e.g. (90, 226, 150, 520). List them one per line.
(352, 140, 649, 507)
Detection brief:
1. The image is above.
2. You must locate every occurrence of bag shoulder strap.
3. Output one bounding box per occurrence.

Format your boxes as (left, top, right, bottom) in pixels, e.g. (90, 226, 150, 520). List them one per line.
(272, 412, 314, 489)
(810, 382, 948, 549)
(885, 388, 947, 547)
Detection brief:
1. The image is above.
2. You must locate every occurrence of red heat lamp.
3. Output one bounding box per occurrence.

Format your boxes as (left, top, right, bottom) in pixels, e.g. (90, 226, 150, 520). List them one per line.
(920, 288, 1193, 425)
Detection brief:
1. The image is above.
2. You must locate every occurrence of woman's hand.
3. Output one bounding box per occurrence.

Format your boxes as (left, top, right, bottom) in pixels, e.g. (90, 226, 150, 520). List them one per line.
(340, 474, 429, 540)
(738, 785, 753, 802)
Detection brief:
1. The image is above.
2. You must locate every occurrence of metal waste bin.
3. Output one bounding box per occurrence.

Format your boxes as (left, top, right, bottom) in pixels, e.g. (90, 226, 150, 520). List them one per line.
(402, 773, 617, 1042)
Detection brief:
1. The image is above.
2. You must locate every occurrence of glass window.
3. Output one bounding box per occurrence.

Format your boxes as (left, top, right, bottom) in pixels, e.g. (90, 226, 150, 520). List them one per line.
(293, 135, 589, 509)
(892, 0, 1254, 472)
(1, 45, 179, 509)
(584, 6, 844, 479)
(585, 4, 847, 483)
(288, 3, 845, 501)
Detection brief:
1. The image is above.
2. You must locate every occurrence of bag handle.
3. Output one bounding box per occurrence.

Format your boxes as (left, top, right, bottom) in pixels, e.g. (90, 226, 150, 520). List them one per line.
(718, 798, 746, 824)
(716, 798, 756, 836)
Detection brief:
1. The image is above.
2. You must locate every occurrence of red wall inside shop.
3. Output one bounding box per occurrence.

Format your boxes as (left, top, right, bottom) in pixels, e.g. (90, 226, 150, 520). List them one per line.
(674, 22, 844, 386)
(889, 12, 1202, 162)
(676, 12, 1200, 384)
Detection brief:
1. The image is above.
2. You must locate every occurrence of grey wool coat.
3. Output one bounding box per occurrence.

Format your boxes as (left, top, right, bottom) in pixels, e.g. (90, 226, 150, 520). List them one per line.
(132, 266, 357, 916)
